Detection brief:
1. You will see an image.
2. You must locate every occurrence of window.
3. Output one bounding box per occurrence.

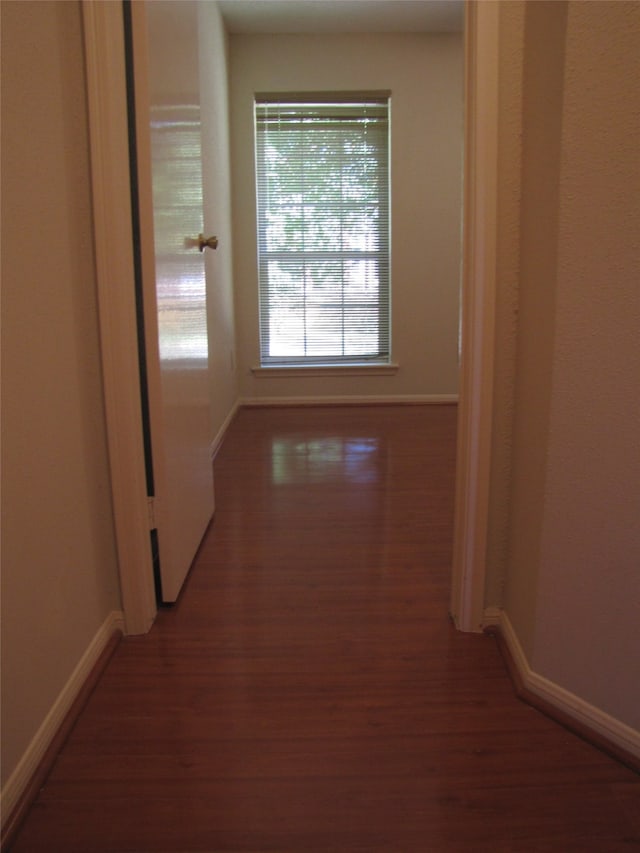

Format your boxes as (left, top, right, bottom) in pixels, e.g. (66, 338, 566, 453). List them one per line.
(255, 94, 390, 367)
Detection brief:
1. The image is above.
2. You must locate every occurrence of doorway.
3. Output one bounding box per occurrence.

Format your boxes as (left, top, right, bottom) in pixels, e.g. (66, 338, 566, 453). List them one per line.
(82, 0, 497, 635)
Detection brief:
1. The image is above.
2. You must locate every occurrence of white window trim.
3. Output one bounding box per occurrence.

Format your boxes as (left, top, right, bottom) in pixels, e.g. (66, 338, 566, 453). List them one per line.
(251, 363, 399, 378)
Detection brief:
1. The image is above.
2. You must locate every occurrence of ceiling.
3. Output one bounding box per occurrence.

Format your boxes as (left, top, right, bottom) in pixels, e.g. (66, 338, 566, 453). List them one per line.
(218, 1, 464, 34)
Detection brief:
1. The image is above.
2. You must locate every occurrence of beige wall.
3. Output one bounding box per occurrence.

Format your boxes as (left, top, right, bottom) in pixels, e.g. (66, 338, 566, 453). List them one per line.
(503, 0, 568, 655)
(530, 0, 640, 727)
(229, 33, 463, 401)
(199, 2, 238, 436)
(1, 1, 122, 786)
(496, 0, 640, 730)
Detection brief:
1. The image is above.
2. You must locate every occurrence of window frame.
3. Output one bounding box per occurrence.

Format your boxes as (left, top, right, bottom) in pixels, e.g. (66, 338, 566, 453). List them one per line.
(254, 92, 392, 369)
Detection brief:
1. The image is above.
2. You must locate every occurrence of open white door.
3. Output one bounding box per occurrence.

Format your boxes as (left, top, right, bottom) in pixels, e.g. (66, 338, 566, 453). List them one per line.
(130, 0, 215, 603)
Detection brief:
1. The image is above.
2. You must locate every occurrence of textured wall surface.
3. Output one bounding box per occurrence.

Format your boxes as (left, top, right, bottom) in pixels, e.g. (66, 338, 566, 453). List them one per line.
(496, 0, 640, 730)
(1, 1, 121, 785)
(532, 0, 640, 728)
(503, 0, 568, 657)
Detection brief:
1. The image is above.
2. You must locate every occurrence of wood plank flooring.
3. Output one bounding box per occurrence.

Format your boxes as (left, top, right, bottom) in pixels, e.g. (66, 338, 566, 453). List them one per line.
(10, 406, 639, 851)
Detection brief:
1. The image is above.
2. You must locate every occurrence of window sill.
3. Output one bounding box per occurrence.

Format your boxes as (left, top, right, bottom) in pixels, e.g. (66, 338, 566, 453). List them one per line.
(251, 363, 399, 378)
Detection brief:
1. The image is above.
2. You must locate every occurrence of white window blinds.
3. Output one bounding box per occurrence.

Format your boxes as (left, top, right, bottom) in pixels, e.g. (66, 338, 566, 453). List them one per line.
(255, 95, 391, 366)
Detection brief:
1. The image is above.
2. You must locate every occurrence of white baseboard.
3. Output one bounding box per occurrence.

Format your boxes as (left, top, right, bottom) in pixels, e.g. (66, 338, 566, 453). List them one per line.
(240, 394, 459, 407)
(209, 399, 240, 461)
(1, 609, 125, 827)
(499, 609, 640, 762)
(482, 605, 502, 627)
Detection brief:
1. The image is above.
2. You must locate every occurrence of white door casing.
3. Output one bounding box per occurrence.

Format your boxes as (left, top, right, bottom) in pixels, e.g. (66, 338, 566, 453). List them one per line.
(82, 0, 156, 635)
(450, 0, 499, 633)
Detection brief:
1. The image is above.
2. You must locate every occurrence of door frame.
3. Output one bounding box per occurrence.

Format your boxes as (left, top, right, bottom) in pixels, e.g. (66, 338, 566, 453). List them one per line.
(82, 0, 156, 634)
(450, 0, 499, 632)
(82, 0, 498, 635)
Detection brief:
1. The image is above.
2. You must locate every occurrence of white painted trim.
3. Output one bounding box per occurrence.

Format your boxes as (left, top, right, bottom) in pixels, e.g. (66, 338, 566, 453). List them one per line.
(482, 606, 502, 627)
(500, 611, 640, 761)
(240, 395, 458, 407)
(450, 0, 499, 633)
(251, 364, 400, 378)
(0, 611, 125, 825)
(209, 400, 241, 461)
(82, 1, 156, 635)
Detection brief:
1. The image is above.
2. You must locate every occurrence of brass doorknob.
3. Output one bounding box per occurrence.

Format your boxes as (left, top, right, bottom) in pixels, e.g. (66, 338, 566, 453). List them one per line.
(197, 234, 218, 252)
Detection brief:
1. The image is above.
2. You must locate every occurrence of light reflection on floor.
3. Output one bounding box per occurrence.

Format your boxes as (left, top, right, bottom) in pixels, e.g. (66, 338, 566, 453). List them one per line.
(271, 436, 380, 485)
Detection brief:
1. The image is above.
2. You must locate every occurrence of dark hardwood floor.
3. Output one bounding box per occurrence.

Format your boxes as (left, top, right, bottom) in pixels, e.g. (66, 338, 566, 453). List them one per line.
(10, 406, 639, 851)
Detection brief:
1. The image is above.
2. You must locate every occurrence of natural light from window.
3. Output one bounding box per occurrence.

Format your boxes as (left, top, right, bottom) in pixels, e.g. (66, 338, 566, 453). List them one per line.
(255, 96, 391, 367)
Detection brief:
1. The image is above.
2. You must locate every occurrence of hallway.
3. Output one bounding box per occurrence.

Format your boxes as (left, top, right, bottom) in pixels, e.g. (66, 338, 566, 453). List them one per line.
(11, 406, 639, 851)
